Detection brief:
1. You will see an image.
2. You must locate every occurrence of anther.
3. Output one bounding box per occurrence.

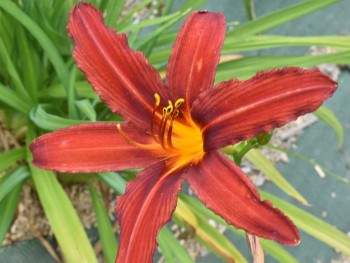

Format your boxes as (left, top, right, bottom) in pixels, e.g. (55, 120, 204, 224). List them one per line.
(151, 94, 161, 142)
(164, 100, 173, 115)
(154, 93, 160, 106)
(174, 98, 184, 108)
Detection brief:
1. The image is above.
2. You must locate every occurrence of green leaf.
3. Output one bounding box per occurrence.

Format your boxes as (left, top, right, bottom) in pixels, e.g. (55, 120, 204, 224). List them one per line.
(229, 0, 339, 38)
(242, 0, 256, 20)
(216, 51, 350, 81)
(41, 81, 97, 99)
(158, 227, 195, 263)
(0, 166, 29, 203)
(175, 198, 248, 263)
(27, 126, 97, 263)
(97, 172, 126, 195)
(88, 183, 118, 263)
(245, 148, 309, 205)
(0, 82, 32, 114)
(30, 105, 87, 131)
(117, 0, 153, 30)
(0, 183, 22, 244)
(261, 191, 350, 256)
(15, 26, 40, 100)
(105, 0, 126, 27)
(120, 12, 182, 33)
(181, 194, 298, 263)
(0, 34, 31, 102)
(223, 35, 350, 53)
(258, 239, 298, 263)
(0, 148, 26, 173)
(75, 99, 97, 121)
(267, 144, 349, 185)
(314, 106, 343, 148)
(176, 0, 208, 11)
(0, 0, 69, 93)
(134, 9, 191, 50)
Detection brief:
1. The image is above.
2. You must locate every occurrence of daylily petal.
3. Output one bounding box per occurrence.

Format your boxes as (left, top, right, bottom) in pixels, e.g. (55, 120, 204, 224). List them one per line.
(116, 162, 185, 263)
(166, 11, 225, 117)
(30, 123, 160, 173)
(192, 67, 337, 151)
(68, 3, 167, 130)
(186, 151, 300, 245)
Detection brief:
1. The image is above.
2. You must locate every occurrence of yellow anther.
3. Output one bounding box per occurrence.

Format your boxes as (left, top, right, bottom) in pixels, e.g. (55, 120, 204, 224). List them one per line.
(174, 98, 185, 108)
(154, 93, 160, 106)
(163, 100, 173, 116)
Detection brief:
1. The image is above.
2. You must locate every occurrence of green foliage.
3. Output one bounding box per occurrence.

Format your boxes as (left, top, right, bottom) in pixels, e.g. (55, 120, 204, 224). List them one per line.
(0, 0, 349, 262)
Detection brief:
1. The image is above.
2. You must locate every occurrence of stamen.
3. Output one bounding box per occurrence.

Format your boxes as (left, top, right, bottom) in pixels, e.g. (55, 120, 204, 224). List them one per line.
(159, 114, 171, 149)
(166, 99, 184, 149)
(149, 93, 186, 151)
(166, 116, 175, 148)
(151, 93, 161, 142)
(117, 124, 155, 150)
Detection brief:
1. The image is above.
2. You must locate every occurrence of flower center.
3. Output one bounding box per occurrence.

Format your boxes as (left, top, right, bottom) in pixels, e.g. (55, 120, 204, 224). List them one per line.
(117, 93, 204, 169)
(151, 94, 204, 163)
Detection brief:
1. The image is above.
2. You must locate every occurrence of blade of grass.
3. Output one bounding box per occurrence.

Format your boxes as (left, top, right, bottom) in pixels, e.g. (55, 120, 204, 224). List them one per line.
(242, 0, 256, 20)
(175, 198, 248, 263)
(245, 148, 309, 205)
(216, 51, 350, 81)
(267, 144, 349, 185)
(0, 83, 32, 114)
(140, 0, 174, 58)
(88, 182, 118, 263)
(30, 105, 87, 131)
(67, 66, 79, 119)
(96, 172, 126, 195)
(117, 0, 153, 30)
(0, 183, 22, 244)
(223, 35, 350, 53)
(176, 0, 208, 11)
(27, 127, 97, 263)
(0, 166, 29, 203)
(120, 11, 181, 32)
(314, 106, 343, 148)
(15, 26, 40, 101)
(229, 0, 339, 38)
(261, 191, 350, 256)
(0, 35, 32, 103)
(134, 9, 191, 50)
(105, 0, 126, 27)
(181, 194, 299, 263)
(75, 99, 97, 121)
(0, 0, 71, 112)
(158, 227, 195, 263)
(0, 148, 26, 173)
(152, 35, 350, 65)
(41, 81, 97, 99)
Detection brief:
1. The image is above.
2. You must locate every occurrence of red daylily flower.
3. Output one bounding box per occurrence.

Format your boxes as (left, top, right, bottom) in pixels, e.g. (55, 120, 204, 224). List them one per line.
(30, 3, 337, 263)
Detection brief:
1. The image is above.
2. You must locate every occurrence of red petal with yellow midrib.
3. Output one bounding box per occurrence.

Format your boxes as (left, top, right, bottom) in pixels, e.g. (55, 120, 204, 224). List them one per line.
(30, 123, 160, 173)
(186, 151, 300, 245)
(116, 162, 185, 263)
(192, 67, 337, 151)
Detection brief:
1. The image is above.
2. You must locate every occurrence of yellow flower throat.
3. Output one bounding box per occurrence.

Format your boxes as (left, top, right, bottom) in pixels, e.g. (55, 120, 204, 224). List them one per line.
(117, 93, 204, 169)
